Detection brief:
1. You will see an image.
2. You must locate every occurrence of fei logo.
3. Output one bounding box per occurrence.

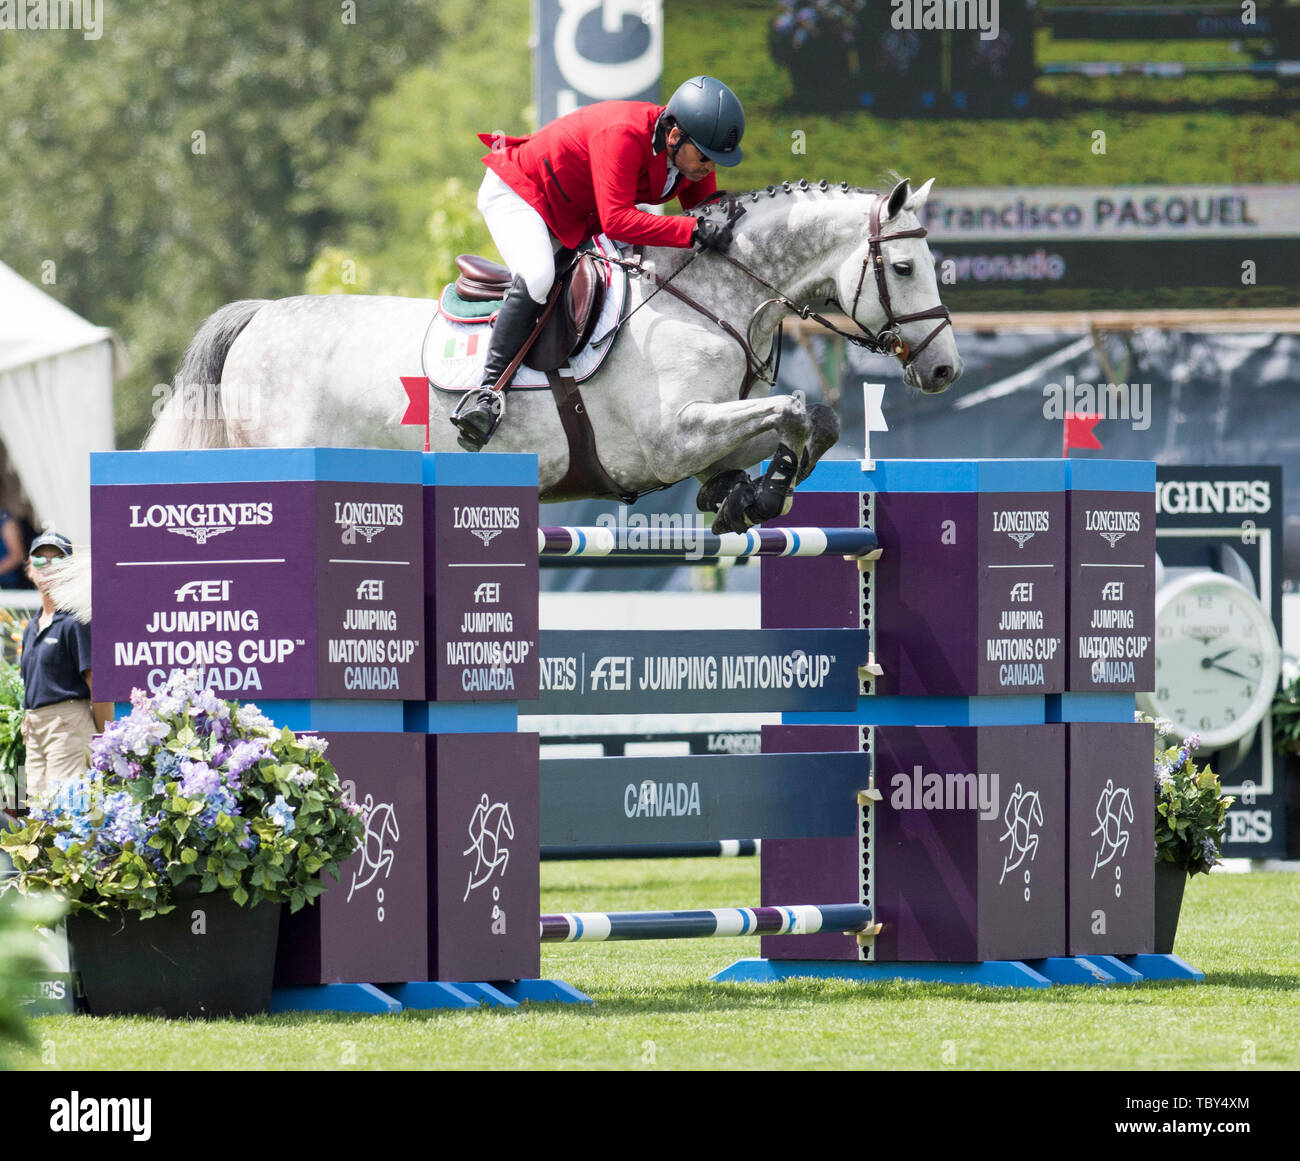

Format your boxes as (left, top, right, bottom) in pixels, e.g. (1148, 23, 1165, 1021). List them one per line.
(998, 782, 1043, 901)
(463, 794, 514, 935)
(1090, 779, 1132, 896)
(347, 795, 399, 923)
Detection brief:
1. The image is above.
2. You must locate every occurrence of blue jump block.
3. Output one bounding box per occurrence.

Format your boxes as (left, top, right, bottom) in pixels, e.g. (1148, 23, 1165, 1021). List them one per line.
(271, 983, 403, 1014)
(493, 979, 594, 1006)
(91, 447, 423, 486)
(1024, 956, 1120, 985)
(422, 451, 538, 487)
(1045, 693, 1137, 724)
(112, 699, 409, 731)
(383, 981, 485, 1010)
(785, 694, 1045, 727)
(403, 700, 519, 734)
(796, 458, 1069, 495)
(259, 700, 406, 732)
(1119, 954, 1205, 983)
(1079, 955, 1144, 984)
(711, 958, 1053, 989)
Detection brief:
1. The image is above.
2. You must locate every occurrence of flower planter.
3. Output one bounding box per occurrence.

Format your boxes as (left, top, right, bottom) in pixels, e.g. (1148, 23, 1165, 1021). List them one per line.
(1153, 861, 1187, 955)
(69, 890, 282, 1018)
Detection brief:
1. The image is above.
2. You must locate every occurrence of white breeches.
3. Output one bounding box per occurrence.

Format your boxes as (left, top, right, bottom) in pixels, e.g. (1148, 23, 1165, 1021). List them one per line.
(477, 170, 561, 305)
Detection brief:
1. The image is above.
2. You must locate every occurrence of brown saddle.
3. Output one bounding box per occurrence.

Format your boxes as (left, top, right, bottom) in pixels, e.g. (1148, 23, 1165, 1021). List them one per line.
(454, 251, 606, 373)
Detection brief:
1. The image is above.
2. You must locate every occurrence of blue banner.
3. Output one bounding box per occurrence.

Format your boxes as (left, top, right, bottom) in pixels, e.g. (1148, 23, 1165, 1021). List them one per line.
(533, 628, 871, 714)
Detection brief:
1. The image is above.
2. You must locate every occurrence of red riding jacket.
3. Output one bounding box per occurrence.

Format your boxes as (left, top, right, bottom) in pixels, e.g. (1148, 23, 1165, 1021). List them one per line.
(479, 102, 717, 251)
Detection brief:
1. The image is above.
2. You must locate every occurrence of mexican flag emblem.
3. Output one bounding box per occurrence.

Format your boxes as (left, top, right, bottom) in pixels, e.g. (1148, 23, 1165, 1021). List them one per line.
(443, 331, 481, 360)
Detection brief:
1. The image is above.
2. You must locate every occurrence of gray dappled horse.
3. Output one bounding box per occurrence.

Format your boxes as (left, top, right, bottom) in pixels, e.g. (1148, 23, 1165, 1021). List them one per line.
(146, 178, 961, 532)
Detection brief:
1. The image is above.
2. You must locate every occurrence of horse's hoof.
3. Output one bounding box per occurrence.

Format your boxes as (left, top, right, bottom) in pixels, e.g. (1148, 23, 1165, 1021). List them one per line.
(712, 480, 758, 534)
(697, 469, 751, 513)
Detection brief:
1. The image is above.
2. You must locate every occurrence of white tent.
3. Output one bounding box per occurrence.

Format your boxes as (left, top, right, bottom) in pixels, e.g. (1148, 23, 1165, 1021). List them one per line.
(0, 261, 117, 544)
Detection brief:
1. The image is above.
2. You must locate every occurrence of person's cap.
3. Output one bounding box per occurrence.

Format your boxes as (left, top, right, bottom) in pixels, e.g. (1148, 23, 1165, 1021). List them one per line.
(30, 531, 73, 557)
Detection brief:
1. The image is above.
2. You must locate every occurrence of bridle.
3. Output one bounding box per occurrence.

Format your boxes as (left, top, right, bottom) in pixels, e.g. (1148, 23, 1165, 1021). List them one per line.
(716, 190, 953, 371)
(593, 188, 953, 398)
(846, 194, 953, 366)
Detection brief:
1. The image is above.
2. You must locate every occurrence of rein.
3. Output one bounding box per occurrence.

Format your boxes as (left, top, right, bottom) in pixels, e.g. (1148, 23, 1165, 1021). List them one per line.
(591, 190, 952, 401)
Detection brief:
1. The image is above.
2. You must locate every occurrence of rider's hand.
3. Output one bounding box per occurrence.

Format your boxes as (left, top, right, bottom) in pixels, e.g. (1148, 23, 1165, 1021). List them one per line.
(693, 218, 733, 253)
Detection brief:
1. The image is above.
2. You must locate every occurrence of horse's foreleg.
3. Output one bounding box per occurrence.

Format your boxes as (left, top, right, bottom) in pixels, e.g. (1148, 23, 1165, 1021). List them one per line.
(661, 395, 814, 533)
(700, 403, 840, 487)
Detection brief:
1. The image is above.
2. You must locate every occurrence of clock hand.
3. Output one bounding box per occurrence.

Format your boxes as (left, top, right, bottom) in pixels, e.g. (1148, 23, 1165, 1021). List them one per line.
(1206, 647, 1238, 663)
(1210, 663, 1251, 681)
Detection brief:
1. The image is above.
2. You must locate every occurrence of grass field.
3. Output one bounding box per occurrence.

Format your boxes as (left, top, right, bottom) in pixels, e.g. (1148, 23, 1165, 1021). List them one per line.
(9, 861, 1298, 1071)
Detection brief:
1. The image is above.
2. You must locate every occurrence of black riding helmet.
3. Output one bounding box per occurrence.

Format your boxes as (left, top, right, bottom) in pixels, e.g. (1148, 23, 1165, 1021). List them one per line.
(664, 75, 745, 167)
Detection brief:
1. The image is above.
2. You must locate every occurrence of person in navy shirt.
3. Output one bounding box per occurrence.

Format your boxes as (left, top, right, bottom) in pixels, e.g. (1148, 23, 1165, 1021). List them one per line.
(19, 532, 103, 805)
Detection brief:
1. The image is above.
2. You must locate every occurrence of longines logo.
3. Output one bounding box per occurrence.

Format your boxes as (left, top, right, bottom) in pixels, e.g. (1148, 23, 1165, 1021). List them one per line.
(1086, 508, 1140, 548)
(453, 504, 520, 548)
(129, 501, 273, 544)
(1156, 478, 1271, 516)
(335, 501, 403, 546)
(992, 509, 1049, 548)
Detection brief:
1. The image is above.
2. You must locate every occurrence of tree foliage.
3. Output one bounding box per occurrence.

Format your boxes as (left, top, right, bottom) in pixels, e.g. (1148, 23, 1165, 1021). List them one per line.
(0, 0, 445, 447)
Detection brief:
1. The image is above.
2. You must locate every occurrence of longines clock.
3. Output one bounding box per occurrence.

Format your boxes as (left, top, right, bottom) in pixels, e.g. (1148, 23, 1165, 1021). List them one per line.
(1138, 570, 1282, 751)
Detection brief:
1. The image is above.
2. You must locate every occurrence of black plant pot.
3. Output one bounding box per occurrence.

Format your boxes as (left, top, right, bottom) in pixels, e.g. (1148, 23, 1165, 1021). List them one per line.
(1152, 861, 1187, 955)
(69, 889, 282, 1018)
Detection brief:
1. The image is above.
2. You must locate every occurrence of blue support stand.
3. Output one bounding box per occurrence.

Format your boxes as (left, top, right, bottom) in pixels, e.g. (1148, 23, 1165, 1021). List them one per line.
(271, 983, 403, 1014)
(1024, 957, 1121, 985)
(712, 958, 1054, 989)
(1119, 954, 1206, 982)
(1079, 955, 1144, 984)
(494, 978, 594, 1005)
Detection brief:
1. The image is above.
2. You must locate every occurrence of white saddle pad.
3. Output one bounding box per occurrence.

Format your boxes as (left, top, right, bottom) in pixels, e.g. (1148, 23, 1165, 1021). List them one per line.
(423, 235, 628, 392)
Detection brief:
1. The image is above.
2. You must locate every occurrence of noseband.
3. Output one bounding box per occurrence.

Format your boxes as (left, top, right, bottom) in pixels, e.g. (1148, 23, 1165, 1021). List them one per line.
(848, 194, 953, 367)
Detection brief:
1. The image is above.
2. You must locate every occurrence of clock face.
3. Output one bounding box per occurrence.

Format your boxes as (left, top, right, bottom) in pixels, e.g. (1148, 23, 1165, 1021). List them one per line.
(1138, 572, 1281, 750)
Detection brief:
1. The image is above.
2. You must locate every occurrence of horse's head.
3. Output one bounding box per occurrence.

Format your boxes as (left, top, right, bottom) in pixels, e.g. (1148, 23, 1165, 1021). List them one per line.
(838, 177, 962, 394)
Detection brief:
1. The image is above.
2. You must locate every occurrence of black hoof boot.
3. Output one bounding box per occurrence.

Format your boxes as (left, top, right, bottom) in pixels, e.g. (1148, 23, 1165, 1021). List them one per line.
(450, 388, 504, 452)
(712, 479, 758, 534)
(697, 469, 751, 513)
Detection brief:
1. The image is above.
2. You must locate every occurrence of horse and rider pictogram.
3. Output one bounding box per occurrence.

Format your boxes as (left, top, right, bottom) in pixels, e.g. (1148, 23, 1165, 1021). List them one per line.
(463, 793, 515, 902)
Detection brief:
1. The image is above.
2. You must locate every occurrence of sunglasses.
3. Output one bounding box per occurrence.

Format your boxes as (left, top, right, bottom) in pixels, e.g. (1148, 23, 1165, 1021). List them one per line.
(29, 555, 64, 568)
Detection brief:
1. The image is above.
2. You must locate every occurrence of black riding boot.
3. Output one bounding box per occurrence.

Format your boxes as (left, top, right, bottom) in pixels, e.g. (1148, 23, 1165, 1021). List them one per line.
(450, 275, 547, 452)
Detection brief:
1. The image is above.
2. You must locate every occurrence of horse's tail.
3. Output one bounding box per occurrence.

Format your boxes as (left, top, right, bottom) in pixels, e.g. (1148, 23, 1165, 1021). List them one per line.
(143, 299, 268, 449)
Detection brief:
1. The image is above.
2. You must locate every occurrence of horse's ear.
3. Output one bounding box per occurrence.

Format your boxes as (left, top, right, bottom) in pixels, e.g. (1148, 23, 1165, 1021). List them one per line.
(885, 177, 911, 221)
(905, 178, 935, 215)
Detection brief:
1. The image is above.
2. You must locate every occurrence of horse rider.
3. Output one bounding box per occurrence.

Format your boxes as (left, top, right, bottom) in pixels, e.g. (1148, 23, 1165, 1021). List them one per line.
(450, 75, 746, 452)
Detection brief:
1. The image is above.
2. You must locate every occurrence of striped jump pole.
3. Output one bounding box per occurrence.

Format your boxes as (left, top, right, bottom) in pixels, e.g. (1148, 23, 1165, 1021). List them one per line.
(542, 839, 760, 861)
(538, 525, 879, 561)
(540, 903, 873, 943)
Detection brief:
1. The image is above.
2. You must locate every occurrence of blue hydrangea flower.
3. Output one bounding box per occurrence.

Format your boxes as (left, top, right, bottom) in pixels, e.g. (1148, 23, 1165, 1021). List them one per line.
(266, 794, 296, 834)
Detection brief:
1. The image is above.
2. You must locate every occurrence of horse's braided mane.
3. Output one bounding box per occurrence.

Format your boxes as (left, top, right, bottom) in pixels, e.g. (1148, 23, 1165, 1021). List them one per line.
(687, 180, 885, 221)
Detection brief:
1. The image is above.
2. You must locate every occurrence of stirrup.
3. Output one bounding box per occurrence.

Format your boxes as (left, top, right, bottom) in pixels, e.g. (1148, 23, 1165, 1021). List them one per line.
(450, 388, 505, 452)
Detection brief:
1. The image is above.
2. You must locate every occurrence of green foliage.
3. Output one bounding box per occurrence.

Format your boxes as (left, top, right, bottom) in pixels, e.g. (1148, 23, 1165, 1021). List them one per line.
(1142, 714, 1234, 876)
(1271, 672, 1300, 759)
(0, 672, 363, 917)
(304, 0, 529, 297)
(0, 0, 442, 449)
(0, 891, 65, 1064)
(0, 658, 26, 806)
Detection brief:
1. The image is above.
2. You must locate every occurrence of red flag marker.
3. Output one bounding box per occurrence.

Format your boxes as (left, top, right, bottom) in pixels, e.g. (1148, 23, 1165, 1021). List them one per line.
(399, 375, 430, 451)
(1062, 411, 1103, 456)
